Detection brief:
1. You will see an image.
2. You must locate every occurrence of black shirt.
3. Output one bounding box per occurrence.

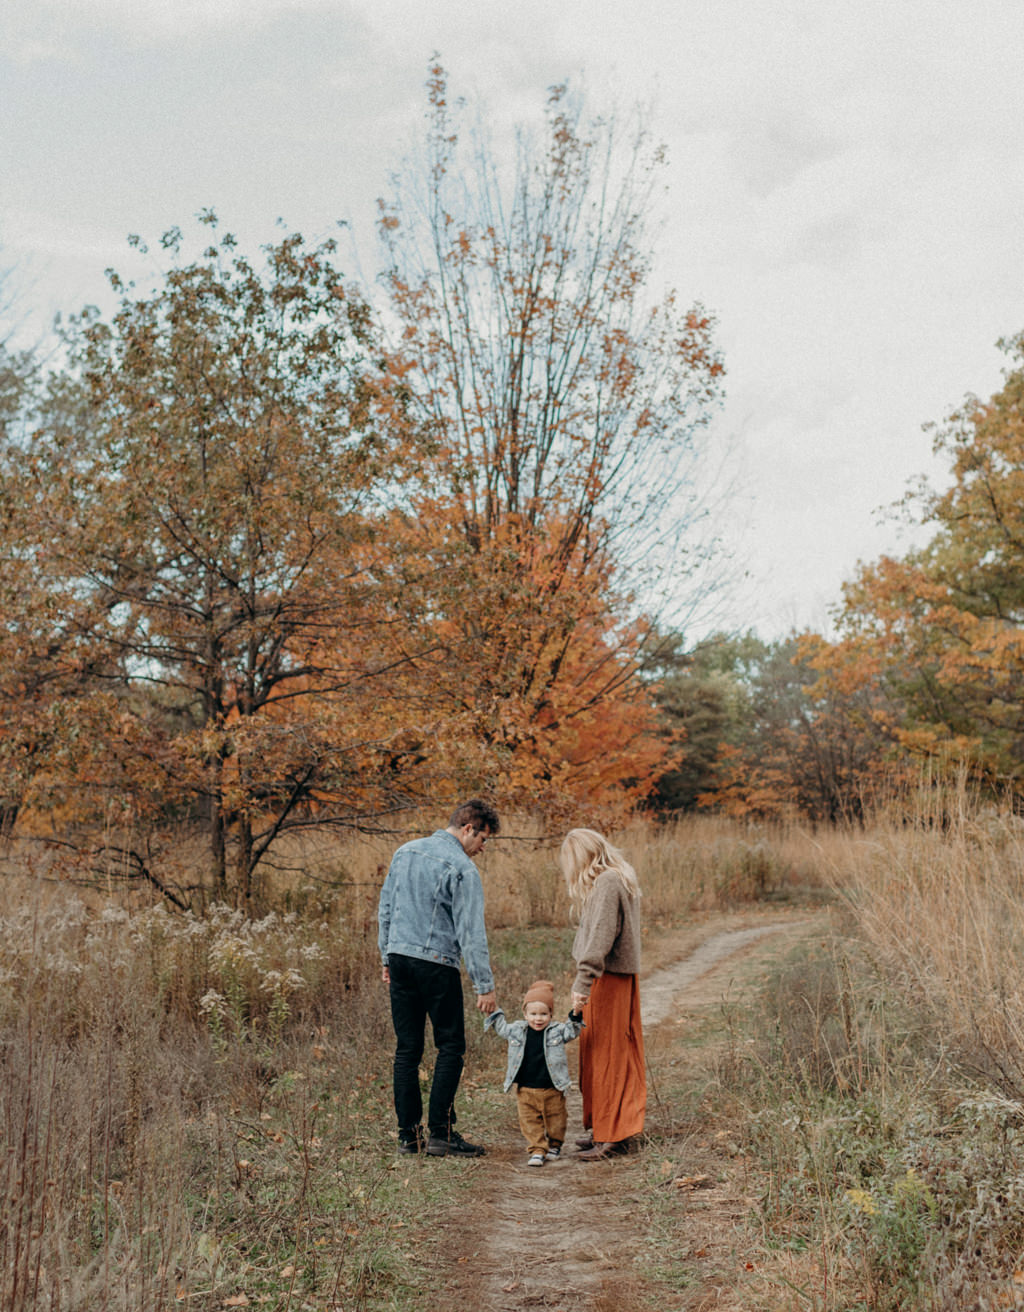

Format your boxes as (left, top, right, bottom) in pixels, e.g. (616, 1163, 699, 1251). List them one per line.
(515, 1025, 556, 1089)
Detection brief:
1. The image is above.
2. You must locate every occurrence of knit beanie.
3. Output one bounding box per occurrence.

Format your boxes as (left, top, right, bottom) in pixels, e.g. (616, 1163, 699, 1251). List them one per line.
(523, 979, 555, 1014)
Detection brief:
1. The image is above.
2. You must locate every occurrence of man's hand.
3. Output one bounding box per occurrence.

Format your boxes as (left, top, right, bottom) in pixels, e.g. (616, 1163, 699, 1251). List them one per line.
(476, 990, 497, 1015)
(381, 965, 390, 984)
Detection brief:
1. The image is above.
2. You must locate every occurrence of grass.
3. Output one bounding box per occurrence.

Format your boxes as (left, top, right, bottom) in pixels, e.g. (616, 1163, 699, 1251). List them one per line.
(1, 812, 772, 1311)
(701, 824, 1024, 1312)
(8, 800, 1024, 1308)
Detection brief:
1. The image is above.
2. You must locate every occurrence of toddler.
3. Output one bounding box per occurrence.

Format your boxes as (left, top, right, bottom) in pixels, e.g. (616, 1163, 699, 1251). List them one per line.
(485, 979, 583, 1166)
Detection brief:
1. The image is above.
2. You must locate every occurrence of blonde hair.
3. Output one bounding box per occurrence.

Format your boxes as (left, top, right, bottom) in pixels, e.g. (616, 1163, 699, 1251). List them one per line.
(559, 828, 641, 916)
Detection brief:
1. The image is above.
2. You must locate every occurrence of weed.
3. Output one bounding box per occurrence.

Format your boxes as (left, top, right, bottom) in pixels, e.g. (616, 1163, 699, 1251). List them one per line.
(22, 803, 1024, 1309)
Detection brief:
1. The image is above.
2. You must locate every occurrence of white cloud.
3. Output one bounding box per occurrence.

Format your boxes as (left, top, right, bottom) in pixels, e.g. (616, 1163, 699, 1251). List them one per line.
(9, 0, 337, 37)
(2, 0, 1024, 638)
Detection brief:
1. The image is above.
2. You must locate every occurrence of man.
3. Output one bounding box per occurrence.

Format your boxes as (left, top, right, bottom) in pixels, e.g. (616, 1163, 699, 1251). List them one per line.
(378, 798, 499, 1156)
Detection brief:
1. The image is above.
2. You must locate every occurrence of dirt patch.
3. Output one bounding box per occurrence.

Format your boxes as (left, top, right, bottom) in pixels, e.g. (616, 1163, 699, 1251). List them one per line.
(433, 910, 827, 1311)
(642, 921, 814, 1026)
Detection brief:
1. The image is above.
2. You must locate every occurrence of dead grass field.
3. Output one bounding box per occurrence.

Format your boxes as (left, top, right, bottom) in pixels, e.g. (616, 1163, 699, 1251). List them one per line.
(5, 802, 1024, 1309)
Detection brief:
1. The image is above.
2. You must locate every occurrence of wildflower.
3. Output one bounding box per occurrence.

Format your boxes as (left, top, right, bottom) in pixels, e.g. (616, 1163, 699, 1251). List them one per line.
(845, 1187, 878, 1216)
(258, 968, 307, 994)
(199, 990, 227, 1017)
(893, 1168, 936, 1214)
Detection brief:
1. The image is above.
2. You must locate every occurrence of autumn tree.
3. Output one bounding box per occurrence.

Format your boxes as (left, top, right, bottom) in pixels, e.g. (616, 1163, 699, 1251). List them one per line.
(719, 635, 896, 821)
(374, 65, 726, 821)
(643, 631, 894, 822)
(0, 340, 52, 834)
(823, 333, 1024, 799)
(0, 284, 103, 840)
(8, 218, 420, 903)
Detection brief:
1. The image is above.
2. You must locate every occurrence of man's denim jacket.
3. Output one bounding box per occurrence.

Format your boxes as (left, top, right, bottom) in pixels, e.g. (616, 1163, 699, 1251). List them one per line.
(485, 1009, 583, 1093)
(377, 829, 494, 994)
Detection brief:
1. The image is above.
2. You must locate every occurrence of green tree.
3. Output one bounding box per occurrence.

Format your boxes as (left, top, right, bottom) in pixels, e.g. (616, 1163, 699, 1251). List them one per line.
(643, 632, 757, 812)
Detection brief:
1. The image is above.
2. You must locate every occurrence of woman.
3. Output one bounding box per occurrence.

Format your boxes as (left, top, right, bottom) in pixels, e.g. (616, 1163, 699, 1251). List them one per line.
(561, 827, 645, 1160)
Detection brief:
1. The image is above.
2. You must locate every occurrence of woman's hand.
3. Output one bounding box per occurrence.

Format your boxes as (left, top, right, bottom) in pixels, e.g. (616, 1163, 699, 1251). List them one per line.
(571, 991, 588, 1011)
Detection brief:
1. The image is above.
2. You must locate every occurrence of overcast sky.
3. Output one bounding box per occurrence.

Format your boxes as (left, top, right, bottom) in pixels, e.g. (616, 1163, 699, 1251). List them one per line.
(3, 0, 1023, 640)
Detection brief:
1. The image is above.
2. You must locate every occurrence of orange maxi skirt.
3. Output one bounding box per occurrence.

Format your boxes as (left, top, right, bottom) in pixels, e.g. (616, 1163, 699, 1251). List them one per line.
(578, 971, 646, 1143)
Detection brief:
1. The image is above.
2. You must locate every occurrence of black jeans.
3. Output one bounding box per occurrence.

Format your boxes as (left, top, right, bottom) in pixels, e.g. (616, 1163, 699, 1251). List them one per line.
(387, 953, 466, 1139)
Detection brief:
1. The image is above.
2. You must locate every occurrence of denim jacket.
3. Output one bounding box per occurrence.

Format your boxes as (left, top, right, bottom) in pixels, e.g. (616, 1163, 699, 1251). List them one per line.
(485, 1009, 583, 1093)
(377, 829, 494, 994)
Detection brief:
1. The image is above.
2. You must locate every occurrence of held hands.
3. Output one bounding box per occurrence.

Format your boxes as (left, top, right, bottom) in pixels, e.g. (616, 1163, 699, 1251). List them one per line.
(571, 991, 588, 1012)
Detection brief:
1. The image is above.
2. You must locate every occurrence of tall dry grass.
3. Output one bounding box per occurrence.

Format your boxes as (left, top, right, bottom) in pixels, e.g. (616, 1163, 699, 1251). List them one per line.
(0, 811, 821, 1310)
(620, 812, 821, 916)
(704, 781, 1024, 1311)
(813, 790, 1024, 1097)
(0, 878, 399, 1310)
(262, 810, 799, 930)
(31, 797, 1024, 1311)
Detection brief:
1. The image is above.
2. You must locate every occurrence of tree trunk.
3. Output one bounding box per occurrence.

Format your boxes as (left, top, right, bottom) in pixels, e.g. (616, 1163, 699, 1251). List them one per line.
(235, 814, 254, 909)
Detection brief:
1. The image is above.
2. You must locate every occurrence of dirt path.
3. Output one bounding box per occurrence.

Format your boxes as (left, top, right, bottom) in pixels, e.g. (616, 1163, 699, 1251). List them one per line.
(439, 910, 828, 1312)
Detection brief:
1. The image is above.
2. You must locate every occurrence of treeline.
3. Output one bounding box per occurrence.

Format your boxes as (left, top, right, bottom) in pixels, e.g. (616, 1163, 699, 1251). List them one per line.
(4, 66, 1023, 909)
(647, 628, 907, 824)
(653, 332, 1024, 824)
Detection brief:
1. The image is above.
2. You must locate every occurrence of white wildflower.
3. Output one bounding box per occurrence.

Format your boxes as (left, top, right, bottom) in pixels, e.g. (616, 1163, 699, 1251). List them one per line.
(199, 990, 227, 1016)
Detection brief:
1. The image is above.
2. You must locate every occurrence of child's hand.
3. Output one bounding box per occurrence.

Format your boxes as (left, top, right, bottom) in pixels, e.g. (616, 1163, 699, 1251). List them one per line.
(571, 991, 588, 1011)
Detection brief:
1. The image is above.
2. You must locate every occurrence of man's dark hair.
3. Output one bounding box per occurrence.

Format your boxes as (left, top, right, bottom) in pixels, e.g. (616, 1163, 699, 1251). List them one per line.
(449, 798, 500, 835)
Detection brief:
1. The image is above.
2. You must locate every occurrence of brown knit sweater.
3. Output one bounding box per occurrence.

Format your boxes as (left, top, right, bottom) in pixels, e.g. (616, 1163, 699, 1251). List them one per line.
(571, 870, 642, 997)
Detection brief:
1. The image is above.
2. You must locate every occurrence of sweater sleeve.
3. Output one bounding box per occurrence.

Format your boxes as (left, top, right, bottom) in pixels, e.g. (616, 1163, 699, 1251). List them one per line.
(571, 875, 623, 996)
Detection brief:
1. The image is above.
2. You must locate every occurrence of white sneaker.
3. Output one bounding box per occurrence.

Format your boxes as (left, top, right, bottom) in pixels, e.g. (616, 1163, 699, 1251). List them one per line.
(544, 1145, 561, 1160)
(527, 1153, 545, 1167)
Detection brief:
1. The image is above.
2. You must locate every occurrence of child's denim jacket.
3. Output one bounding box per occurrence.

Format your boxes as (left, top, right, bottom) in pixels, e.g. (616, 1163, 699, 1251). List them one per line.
(484, 1009, 583, 1093)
